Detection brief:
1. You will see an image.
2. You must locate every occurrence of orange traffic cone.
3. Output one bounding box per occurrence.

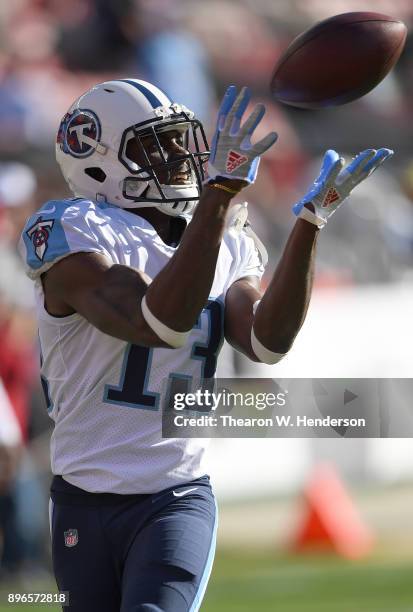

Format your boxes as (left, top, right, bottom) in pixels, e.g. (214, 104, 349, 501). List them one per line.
(292, 463, 374, 559)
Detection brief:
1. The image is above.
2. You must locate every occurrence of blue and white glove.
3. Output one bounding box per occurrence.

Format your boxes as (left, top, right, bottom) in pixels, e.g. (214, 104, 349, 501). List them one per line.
(293, 148, 393, 228)
(207, 85, 278, 185)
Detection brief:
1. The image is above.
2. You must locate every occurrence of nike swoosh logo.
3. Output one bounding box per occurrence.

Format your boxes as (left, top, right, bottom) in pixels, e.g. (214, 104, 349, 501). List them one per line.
(172, 487, 199, 497)
(40, 206, 56, 214)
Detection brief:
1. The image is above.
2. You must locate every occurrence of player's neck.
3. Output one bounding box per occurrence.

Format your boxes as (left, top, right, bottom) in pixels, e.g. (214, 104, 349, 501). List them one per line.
(126, 206, 186, 247)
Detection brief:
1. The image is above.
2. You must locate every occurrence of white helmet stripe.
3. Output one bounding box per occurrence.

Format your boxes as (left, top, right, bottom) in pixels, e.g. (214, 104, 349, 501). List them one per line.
(116, 79, 171, 109)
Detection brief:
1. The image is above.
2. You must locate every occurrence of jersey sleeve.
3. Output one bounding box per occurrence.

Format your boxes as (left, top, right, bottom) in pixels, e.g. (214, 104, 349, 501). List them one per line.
(231, 228, 266, 284)
(19, 199, 112, 280)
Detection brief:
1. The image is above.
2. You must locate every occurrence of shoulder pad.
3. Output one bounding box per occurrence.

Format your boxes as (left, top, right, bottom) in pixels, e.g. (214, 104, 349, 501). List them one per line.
(19, 198, 106, 279)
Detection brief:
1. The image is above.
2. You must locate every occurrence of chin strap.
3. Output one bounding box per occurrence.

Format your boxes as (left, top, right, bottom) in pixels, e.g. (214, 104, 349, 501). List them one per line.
(128, 182, 199, 217)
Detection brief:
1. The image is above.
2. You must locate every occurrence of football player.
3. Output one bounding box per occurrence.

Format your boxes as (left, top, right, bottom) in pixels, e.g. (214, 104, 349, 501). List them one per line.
(20, 80, 392, 611)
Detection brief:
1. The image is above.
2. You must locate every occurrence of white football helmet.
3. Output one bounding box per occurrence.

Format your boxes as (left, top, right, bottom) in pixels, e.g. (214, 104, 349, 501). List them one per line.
(56, 79, 209, 216)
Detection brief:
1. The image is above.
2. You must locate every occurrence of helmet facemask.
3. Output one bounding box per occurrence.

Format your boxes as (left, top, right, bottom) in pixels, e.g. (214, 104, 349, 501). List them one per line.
(119, 109, 209, 216)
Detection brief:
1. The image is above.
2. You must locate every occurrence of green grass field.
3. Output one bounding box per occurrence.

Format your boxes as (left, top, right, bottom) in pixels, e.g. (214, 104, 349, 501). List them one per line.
(1, 549, 413, 611)
(204, 550, 413, 612)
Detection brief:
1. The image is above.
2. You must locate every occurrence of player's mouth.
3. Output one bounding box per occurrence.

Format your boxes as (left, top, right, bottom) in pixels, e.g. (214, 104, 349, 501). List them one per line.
(169, 171, 192, 185)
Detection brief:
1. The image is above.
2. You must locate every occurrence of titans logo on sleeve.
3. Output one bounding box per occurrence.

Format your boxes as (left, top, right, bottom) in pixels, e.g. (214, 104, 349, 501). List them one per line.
(26, 217, 54, 261)
(57, 109, 101, 158)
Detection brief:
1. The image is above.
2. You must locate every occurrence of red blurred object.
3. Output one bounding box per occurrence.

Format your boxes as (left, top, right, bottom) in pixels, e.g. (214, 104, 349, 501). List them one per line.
(292, 463, 374, 558)
(271, 12, 407, 109)
(0, 321, 35, 442)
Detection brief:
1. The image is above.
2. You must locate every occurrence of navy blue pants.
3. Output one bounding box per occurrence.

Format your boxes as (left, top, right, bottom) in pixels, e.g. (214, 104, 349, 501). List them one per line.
(49, 475, 217, 611)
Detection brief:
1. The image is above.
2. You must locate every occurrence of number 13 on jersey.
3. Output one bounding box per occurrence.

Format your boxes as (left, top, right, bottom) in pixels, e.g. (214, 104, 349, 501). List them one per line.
(103, 299, 224, 411)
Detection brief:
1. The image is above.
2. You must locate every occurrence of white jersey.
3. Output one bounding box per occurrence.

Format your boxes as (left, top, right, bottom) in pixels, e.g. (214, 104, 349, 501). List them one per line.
(19, 198, 264, 493)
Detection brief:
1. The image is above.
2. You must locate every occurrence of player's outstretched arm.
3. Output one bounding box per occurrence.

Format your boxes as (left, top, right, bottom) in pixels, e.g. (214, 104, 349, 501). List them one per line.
(142, 86, 276, 347)
(225, 148, 393, 363)
(42, 87, 277, 349)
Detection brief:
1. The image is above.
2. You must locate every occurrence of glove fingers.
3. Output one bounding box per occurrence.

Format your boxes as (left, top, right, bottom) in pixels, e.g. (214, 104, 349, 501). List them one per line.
(346, 148, 376, 175)
(326, 157, 345, 184)
(225, 87, 251, 136)
(208, 84, 274, 184)
(317, 150, 340, 184)
(210, 85, 241, 160)
(217, 85, 237, 131)
(239, 104, 265, 143)
(250, 131, 278, 156)
(336, 149, 376, 187)
(363, 148, 393, 174)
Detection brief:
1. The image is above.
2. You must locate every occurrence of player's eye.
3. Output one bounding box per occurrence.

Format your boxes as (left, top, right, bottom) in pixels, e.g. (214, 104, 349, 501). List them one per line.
(162, 131, 186, 148)
(147, 141, 160, 153)
(141, 135, 156, 149)
(142, 138, 163, 157)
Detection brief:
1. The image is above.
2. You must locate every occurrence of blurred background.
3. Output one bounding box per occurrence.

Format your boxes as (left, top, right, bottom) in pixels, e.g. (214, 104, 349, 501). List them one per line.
(1, 0, 413, 610)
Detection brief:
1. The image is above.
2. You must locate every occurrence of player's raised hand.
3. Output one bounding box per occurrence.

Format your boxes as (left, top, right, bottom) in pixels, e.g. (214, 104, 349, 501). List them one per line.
(293, 148, 393, 228)
(207, 85, 278, 186)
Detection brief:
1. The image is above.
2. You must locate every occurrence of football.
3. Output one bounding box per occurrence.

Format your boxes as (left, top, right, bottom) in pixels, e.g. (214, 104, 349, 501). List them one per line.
(270, 12, 407, 109)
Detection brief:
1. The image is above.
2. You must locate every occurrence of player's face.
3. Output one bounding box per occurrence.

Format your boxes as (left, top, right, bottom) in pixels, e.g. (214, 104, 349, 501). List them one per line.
(126, 129, 193, 186)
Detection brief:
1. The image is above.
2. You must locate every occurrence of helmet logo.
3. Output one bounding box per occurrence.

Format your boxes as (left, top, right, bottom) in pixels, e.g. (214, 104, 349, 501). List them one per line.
(57, 109, 101, 158)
